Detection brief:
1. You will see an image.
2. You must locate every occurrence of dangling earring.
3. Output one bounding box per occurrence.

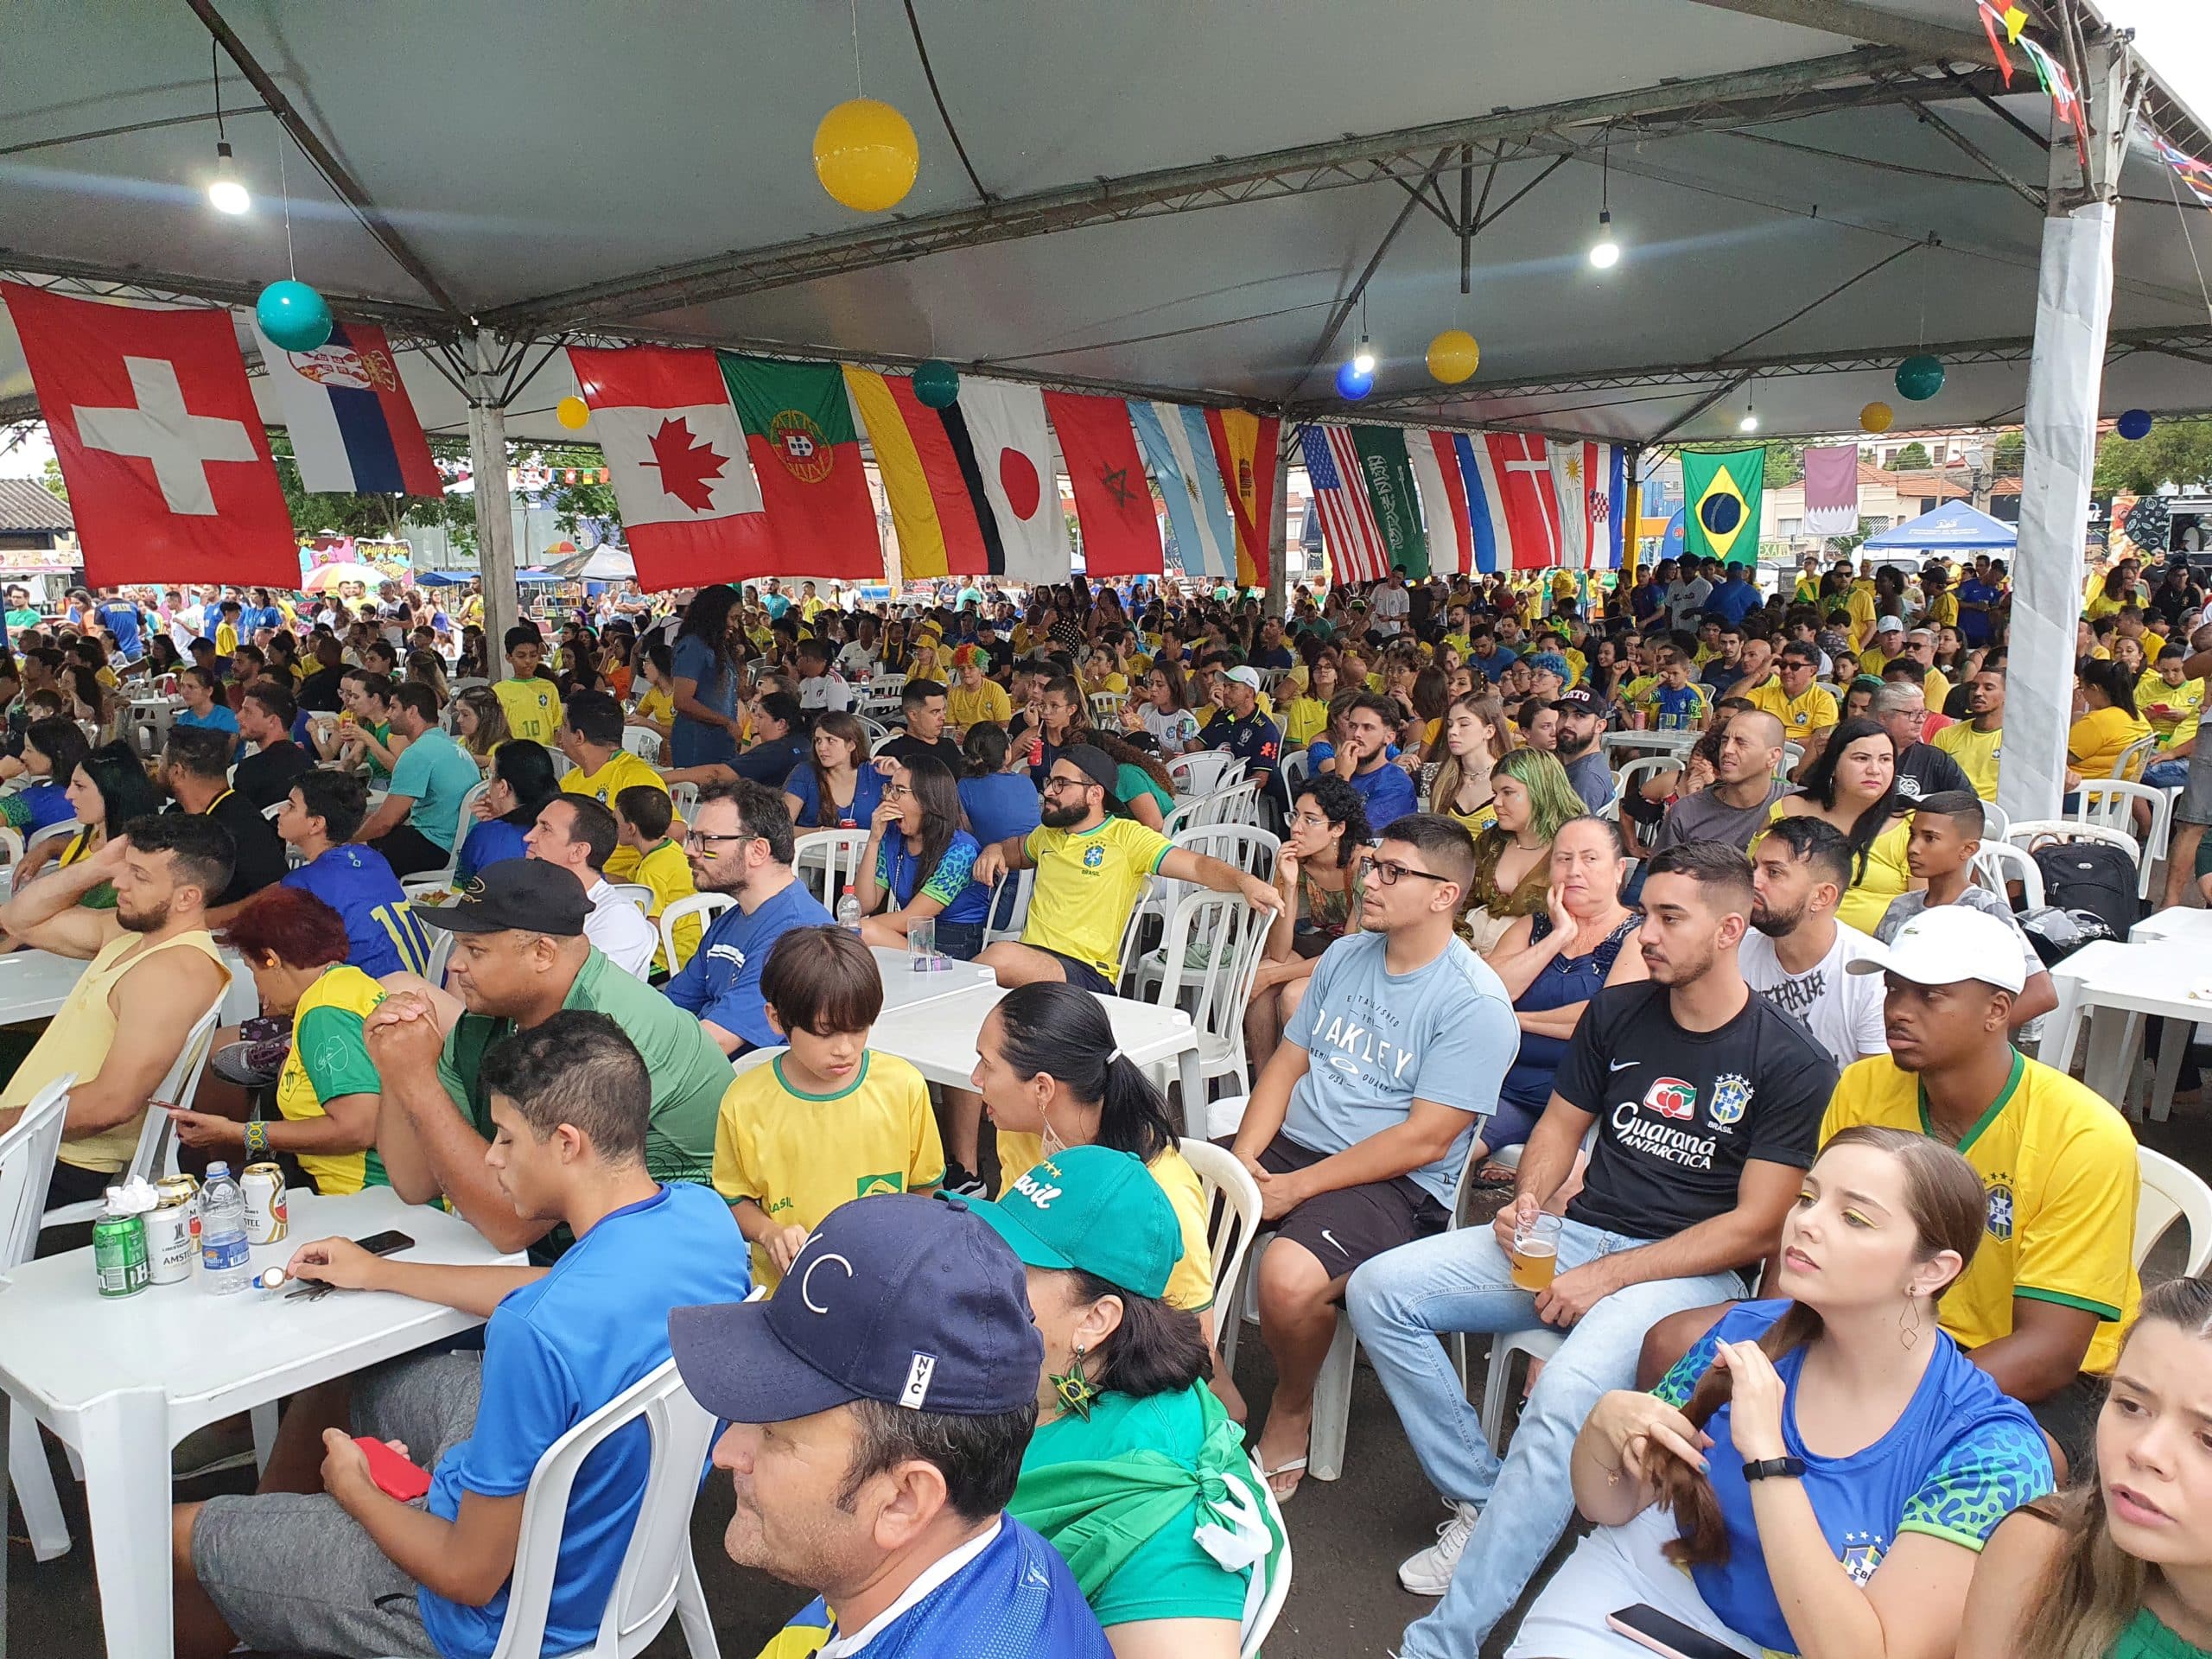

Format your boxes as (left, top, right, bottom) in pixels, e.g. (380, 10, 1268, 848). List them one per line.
(1899, 1299, 1923, 1350)
(1039, 1101, 1071, 1160)
(1050, 1345, 1098, 1419)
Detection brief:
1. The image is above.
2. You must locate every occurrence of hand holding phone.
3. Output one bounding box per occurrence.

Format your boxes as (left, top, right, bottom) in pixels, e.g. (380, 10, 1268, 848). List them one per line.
(353, 1435, 432, 1502)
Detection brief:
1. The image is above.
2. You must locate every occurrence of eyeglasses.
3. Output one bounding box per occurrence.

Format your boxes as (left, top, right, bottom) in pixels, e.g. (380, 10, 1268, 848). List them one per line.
(880, 781, 911, 799)
(1366, 854, 1450, 887)
(1289, 810, 1334, 830)
(683, 828, 758, 848)
(1042, 774, 1095, 795)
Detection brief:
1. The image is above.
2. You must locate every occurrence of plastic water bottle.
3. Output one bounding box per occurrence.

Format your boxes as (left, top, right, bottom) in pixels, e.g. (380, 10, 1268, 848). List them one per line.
(198, 1161, 251, 1296)
(836, 893, 862, 931)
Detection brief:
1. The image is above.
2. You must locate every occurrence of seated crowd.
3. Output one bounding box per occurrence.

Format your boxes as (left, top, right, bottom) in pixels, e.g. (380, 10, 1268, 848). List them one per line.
(0, 556, 2201, 1659)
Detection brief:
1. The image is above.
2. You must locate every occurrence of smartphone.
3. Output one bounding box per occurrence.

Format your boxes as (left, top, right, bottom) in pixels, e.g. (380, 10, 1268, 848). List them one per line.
(354, 1436, 432, 1502)
(353, 1230, 416, 1257)
(1606, 1605, 1744, 1659)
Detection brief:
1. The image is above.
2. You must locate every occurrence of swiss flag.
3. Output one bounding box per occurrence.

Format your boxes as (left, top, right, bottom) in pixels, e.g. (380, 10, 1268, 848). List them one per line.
(3, 283, 297, 586)
(565, 345, 772, 589)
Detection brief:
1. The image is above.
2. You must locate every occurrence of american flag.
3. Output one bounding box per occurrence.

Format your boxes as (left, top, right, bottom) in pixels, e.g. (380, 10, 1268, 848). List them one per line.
(1300, 424, 1389, 585)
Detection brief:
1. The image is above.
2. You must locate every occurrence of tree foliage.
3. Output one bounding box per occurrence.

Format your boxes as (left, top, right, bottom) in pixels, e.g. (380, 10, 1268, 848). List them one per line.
(2095, 419, 2212, 497)
(1885, 441, 1930, 471)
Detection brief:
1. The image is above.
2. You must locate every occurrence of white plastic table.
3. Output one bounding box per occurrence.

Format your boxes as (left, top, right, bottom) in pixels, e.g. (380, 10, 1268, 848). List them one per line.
(868, 982, 1205, 1129)
(0, 950, 88, 1024)
(2132, 906, 2212, 944)
(868, 944, 996, 1014)
(0, 1187, 522, 1659)
(2043, 936, 2212, 1121)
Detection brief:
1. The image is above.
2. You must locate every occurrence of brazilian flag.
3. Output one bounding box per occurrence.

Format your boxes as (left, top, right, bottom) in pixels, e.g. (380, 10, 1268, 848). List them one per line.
(1681, 448, 1764, 566)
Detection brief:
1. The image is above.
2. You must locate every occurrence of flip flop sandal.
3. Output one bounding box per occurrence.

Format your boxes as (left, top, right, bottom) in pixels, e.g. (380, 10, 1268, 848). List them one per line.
(1257, 1454, 1308, 1502)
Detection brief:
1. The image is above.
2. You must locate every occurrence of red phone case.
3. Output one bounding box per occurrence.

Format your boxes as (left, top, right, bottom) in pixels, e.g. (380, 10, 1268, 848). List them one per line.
(355, 1436, 432, 1502)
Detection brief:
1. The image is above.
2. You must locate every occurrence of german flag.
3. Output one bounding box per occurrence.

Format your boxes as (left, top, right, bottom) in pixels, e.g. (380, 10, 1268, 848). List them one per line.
(841, 366, 1001, 580)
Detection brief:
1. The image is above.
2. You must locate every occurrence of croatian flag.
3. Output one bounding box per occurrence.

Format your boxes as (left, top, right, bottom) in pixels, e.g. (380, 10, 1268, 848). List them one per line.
(252, 318, 441, 496)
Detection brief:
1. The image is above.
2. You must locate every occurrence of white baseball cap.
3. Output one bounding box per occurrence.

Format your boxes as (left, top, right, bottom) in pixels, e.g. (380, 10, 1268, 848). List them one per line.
(1877, 615, 1905, 634)
(1224, 666, 1264, 692)
(1845, 905, 2026, 995)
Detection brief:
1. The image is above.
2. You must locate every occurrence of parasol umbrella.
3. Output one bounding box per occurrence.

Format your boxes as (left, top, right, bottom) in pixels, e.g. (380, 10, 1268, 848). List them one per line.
(301, 562, 390, 594)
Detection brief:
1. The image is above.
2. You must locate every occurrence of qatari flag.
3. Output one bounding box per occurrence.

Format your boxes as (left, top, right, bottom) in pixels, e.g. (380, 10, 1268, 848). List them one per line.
(1803, 443, 1860, 537)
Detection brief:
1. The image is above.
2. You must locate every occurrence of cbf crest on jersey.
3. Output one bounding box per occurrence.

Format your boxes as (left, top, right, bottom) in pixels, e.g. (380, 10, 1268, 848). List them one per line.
(1709, 1073, 1755, 1133)
(1986, 1178, 2015, 1241)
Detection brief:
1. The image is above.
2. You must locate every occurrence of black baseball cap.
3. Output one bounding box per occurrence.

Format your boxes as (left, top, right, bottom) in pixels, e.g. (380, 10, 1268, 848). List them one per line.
(414, 859, 589, 937)
(1555, 687, 1606, 717)
(1056, 743, 1124, 804)
(669, 1193, 1043, 1423)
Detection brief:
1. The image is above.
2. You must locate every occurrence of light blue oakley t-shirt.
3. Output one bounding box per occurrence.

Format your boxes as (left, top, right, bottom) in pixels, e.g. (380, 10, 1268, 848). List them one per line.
(1283, 929, 1519, 1206)
(386, 726, 480, 850)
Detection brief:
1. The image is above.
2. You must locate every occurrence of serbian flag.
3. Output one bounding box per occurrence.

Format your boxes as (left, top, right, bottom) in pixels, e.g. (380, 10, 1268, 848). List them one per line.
(1044, 391, 1161, 577)
(567, 345, 771, 589)
(3, 283, 296, 586)
(717, 354, 880, 577)
(1406, 430, 1473, 576)
(252, 318, 439, 496)
(1205, 409, 1280, 589)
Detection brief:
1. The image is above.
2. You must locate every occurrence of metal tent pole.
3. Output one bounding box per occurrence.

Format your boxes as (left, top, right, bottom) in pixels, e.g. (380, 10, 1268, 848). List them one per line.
(1999, 25, 2133, 830)
(466, 330, 522, 654)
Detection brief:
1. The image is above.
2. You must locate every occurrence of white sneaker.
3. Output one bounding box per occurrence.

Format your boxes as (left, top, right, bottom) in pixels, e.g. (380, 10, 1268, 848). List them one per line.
(1397, 1499, 1480, 1595)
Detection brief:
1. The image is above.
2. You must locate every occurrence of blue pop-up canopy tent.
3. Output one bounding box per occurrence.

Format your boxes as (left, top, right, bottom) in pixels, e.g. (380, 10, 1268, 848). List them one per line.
(1863, 499, 2018, 554)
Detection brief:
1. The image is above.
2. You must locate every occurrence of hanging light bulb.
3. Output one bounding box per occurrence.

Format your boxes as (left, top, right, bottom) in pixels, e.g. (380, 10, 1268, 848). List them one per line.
(208, 140, 250, 214)
(1351, 334, 1376, 376)
(1738, 386, 1760, 433)
(1587, 132, 1621, 269)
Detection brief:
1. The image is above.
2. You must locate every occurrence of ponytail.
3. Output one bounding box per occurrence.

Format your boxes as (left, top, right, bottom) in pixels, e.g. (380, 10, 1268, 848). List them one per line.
(995, 981, 1177, 1164)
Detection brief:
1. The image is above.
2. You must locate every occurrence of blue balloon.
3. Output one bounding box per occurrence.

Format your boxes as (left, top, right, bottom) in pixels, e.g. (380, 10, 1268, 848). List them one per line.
(2118, 408, 2153, 441)
(256, 280, 333, 353)
(1336, 360, 1375, 401)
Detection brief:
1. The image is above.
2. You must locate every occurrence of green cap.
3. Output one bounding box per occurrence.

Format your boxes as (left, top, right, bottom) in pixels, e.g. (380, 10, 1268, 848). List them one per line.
(968, 1145, 1183, 1301)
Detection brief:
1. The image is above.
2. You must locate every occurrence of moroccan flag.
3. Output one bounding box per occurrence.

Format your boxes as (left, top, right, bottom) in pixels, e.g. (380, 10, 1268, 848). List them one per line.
(4, 282, 296, 586)
(1044, 391, 1161, 578)
(717, 354, 880, 578)
(1205, 409, 1281, 589)
(567, 345, 771, 590)
(1681, 448, 1764, 567)
(1347, 425, 1430, 578)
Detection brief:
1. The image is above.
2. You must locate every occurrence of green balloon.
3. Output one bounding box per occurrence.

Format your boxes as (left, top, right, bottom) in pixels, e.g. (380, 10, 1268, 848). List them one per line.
(1895, 354, 1945, 402)
(913, 360, 960, 409)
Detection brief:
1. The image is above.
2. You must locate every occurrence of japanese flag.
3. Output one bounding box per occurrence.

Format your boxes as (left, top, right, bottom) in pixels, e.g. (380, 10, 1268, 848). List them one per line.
(958, 377, 1070, 586)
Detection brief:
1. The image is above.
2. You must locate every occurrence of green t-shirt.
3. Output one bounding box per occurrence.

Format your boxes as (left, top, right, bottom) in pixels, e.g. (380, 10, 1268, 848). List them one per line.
(1114, 763, 1174, 823)
(439, 946, 734, 1257)
(2115, 1608, 2212, 1659)
(5, 607, 43, 629)
(1013, 1383, 1254, 1630)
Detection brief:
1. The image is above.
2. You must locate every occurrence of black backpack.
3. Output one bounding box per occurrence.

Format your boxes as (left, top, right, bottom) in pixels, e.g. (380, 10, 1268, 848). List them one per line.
(2029, 840, 2140, 940)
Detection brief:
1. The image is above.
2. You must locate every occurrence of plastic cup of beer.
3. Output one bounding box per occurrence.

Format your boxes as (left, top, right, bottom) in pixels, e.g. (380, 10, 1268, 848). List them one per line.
(1510, 1212, 1563, 1293)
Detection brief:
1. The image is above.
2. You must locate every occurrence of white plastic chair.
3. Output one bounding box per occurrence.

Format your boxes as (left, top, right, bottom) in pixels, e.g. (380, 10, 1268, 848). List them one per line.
(2113, 733, 2158, 782)
(401, 777, 491, 899)
(1611, 754, 1678, 809)
(2072, 779, 2173, 899)
(792, 830, 871, 912)
(620, 727, 664, 764)
(1277, 747, 1312, 816)
(668, 781, 699, 823)
(1241, 1472, 1293, 1659)
(477, 1351, 730, 1659)
(1981, 799, 2011, 843)
(427, 927, 457, 989)
(24, 819, 79, 858)
(658, 892, 734, 974)
(603, 883, 655, 916)
(1179, 1137, 1261, 1357)
(854, 713, 891, 749)
(1160, 795, 1214, 839)
(41, 1000, 223, 1232)
(2009, 819, 2139, 864)
(2136, 1145, 2212, 1276)
(1139, 891, 1272, 1104)
(1129, 826, 1280, 996)
(1968, 842, 2045, 909)
(1168, 750, 1243, 797)
(982, 867, 1035, 948)
(1206, 777, 1267, 829)
(3, 1074, 74, 1567)
(1599, 730, 1695, 766)
(1089, 690, 1128, 725)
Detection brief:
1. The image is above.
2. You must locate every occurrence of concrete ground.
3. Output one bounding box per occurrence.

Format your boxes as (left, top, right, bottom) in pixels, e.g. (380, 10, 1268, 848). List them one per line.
(10, 1103, 2207, 1659)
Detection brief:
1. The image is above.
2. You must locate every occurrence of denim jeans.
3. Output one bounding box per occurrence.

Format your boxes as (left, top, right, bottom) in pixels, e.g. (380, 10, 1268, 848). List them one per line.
(2145, 757, 2190, 791)
(1344, 1217, 1745, 1659)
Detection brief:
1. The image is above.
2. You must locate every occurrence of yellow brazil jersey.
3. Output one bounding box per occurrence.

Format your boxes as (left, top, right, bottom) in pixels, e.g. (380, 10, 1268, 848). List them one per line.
(275, 965, 389, 1197)
(948, 678, 1013, 730)
(1931, 720, 2003, 800)
(632, 837, 702, 974)
(2068, 705, 2152, 780)
(1847, 588, 1878, 646)
(1927, 592, 1959, 629)
(1020, 816, 1174, 977)
(562, 751, 668, 880)
(494, 676, 562, 746)
(995, 1134, 1217, 1313)
(1821, 1050, 2139, 1374)
(214, 621, 239, 655)
(2139, 672, 2203, 745)
(1923, 667, 1953, 712)
(633, 684, 673, 728)
(1281, 696, 1331, 749)
(1745, 678, 1839, 738)
(712, 1051, 945, 1291)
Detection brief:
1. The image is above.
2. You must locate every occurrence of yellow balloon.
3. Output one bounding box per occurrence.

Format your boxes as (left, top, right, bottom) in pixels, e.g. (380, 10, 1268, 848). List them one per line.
(1860, 401, 1895, 434)
(556, 396, 589, 431)
(814, 98, 918, 213)
(1426, 329, 1480, 385)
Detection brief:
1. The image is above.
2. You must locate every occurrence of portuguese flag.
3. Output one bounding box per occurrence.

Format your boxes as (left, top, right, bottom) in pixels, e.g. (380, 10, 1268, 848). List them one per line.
(718, 353, 880, 576)
(1682, 447, 1764, 567)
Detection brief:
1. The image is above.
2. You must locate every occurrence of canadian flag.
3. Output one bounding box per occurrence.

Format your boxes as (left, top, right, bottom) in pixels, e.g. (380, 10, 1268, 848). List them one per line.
(3, 283, 297, 586)
(565, 345, 772, 588)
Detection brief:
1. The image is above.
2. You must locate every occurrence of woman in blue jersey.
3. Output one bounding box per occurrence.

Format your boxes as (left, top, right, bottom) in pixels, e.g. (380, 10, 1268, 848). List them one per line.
(855, 755, 988, 960)
(1507, 1127, 2053, 1659)
(0, 716, 88, 843)
(454, 740, 557, 885)
(957, 724, 1041, 849)
(978, 1145, 1273, 1659)
(781, 710, 882, 831)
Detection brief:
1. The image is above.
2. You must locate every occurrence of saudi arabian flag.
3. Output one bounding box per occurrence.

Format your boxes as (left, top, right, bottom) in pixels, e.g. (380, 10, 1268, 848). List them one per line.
(1681, 447, 1764, 567)
(1349, 425, 1431, 577)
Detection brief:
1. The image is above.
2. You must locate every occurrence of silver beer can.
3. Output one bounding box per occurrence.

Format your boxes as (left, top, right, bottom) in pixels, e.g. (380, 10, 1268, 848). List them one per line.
(144, 1192, 196, 1285)
(241, 1163, 288, 1246)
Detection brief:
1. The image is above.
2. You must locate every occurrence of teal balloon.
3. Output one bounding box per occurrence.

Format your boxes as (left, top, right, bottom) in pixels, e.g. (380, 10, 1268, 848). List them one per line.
(1894, 354, 1945, 402)
(2117, 408, 2153, 441)
(912, 360, 960, 409)
(257, 280, 333, 353)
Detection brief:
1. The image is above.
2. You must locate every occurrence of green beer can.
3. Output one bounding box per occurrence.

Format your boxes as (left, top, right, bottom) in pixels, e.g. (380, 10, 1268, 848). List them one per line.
(92, 1192, 149, 1299)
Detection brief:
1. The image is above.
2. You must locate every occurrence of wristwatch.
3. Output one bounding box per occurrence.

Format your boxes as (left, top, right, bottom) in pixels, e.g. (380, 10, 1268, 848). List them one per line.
(1742, 1456, 1806, 1482)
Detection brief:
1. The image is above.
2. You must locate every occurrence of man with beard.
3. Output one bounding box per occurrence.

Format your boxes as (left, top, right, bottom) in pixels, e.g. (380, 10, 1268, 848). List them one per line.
(1735, 815, 1887, 1068)
(0, 814, 234, 1221)
(1650, 710, 1790, 854)
(1344, 840, 1835, 1656)
(1552, 687, 1616, 812)
(1932, 659, 2005, 803)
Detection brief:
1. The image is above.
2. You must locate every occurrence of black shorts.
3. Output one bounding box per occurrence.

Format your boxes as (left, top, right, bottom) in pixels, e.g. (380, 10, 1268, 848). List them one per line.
(1031, 945, 1116, 995)
(1225, 1132, 1450, 1281)
(2029, 1372, 2104, 1477)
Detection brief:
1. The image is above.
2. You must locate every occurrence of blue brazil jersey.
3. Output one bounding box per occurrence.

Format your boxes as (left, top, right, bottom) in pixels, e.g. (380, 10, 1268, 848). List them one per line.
(762, 1517, 1112, 1658)
(283, 844, 429, 979)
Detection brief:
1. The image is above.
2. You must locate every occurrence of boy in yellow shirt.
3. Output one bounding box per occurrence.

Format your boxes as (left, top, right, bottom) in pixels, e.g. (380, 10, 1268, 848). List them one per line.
(710, 925, 944, 1289)
(614, 785, 702, 975)
(493, 625, 562, 746)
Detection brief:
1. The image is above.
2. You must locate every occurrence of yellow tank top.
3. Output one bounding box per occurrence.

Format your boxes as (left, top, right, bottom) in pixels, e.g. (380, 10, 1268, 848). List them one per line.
(3, 930, 230, 1174)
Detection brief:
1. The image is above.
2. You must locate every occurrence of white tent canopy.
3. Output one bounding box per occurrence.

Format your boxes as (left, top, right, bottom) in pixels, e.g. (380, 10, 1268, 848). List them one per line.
(2, 0, 2208, 449)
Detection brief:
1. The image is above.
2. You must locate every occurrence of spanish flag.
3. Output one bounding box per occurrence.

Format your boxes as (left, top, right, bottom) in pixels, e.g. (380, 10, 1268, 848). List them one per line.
(1205, 409, 1281, 589)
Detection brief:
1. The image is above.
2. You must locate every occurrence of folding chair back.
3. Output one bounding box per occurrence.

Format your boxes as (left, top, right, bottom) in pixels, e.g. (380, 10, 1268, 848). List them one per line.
(792, 830, 871, 912)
